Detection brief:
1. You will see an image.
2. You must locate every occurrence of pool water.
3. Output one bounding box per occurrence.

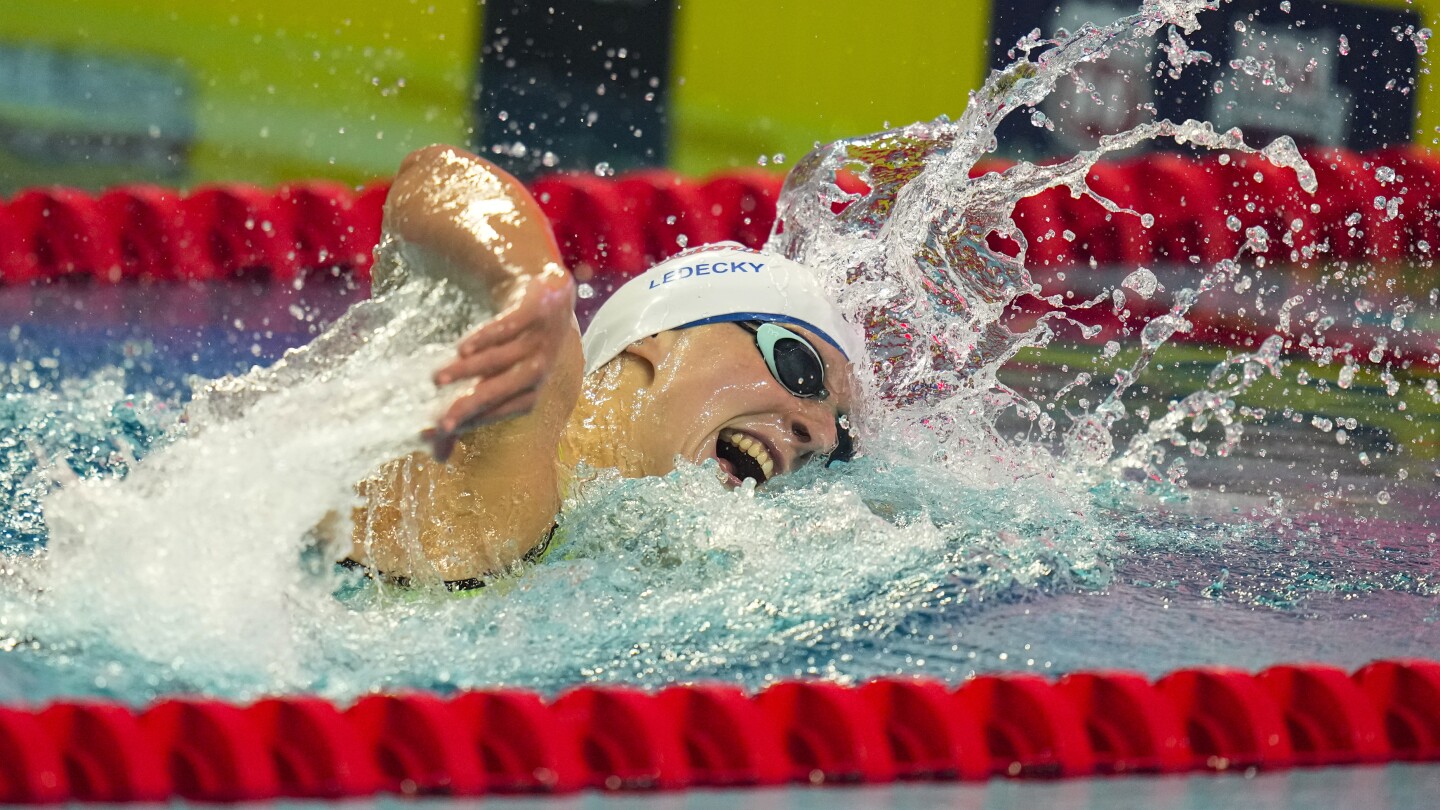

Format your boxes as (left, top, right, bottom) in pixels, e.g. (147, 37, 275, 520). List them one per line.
(1, 278, 1434, 707)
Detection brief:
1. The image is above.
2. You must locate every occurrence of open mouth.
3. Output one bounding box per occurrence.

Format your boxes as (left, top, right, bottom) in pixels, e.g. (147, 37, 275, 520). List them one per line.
(715, 428, 776, 485)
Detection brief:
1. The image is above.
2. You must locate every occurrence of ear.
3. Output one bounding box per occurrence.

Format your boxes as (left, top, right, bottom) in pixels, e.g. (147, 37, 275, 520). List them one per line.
(619, 331, 679, 379)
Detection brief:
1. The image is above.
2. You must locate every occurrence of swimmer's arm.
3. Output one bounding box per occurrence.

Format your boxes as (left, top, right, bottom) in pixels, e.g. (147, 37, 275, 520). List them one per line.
(384, 144, 583, 460)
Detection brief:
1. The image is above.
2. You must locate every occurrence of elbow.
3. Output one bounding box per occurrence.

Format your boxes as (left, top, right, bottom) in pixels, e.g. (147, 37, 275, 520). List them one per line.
(396, 144, 462, 180)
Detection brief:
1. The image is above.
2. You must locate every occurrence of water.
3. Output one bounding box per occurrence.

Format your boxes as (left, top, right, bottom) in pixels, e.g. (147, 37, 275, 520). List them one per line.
(0, 0, 1437, 705)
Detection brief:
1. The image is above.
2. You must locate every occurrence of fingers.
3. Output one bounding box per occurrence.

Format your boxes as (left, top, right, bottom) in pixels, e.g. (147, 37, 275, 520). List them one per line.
(435, 329, 547, 387)
(420, 427, 457, 464)
(423, 266, 573, 462)
(435, 359, 544, 437)
(456, 304, 532, 357)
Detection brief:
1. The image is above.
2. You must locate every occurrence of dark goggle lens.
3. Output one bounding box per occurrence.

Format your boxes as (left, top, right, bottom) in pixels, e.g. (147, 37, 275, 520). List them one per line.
(742, 321, 856, 465)
(769, 336, 826, 398)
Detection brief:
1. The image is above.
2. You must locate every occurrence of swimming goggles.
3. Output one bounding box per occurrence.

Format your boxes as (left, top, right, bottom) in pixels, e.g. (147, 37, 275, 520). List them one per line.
(737, 321, 855, 464)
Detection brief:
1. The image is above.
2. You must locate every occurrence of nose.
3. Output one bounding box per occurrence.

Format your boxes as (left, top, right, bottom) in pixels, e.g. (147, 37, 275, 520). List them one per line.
(788, 400, 839, 455)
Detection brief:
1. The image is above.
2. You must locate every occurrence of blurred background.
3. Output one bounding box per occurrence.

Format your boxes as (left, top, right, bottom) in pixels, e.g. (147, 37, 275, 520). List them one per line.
(0, 0, 1432, 193)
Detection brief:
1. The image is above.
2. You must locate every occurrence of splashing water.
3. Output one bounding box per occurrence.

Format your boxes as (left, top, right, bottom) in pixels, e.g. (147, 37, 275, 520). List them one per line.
(1, 0, 1436, 701)
(772, 0, 1318, 487)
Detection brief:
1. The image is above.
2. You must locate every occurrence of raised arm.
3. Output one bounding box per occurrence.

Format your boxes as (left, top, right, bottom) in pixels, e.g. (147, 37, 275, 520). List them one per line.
(350, 146, 584, 581)
(383, 144, 581, 460)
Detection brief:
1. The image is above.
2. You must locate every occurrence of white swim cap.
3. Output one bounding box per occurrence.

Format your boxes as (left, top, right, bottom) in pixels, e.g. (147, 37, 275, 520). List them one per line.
(581, 241, 863, 375)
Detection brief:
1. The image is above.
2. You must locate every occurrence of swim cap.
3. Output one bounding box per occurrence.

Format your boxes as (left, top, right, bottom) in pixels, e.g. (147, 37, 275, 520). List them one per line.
(581, 242, 862, 374)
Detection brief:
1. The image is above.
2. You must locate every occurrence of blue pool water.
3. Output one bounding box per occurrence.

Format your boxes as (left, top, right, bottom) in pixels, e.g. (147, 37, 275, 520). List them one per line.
(1, 279, 1434, 707)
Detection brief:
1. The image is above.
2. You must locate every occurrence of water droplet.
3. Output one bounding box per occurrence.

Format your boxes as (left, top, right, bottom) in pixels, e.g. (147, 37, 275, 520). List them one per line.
(1122, 267, 1158, 298)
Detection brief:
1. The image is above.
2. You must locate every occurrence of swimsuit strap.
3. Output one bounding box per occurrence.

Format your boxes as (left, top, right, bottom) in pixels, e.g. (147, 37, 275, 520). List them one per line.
(339, 523, 557, 593)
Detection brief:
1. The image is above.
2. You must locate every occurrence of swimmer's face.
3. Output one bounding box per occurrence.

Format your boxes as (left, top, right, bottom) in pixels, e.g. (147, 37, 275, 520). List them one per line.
(618, 322, 855, 486)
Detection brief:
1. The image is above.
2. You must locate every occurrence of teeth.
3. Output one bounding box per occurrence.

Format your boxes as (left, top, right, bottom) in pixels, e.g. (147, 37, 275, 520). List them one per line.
(721, 429, 775, 480)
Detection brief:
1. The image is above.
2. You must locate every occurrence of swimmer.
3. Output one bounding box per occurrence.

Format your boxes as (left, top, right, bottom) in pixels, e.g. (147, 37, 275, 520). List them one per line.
(345, 145, 861, 589)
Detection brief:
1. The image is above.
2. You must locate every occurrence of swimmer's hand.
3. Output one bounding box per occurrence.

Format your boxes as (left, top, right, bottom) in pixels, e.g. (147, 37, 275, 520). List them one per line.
(384, 144, 581, 463)
(427, 264, 576, 461)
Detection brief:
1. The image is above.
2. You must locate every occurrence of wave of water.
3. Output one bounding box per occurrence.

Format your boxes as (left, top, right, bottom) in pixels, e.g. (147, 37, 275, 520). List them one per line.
(0, 0, 1435, 701)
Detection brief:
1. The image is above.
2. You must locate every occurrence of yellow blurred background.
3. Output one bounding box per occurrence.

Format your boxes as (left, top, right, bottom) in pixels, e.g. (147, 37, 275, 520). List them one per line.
(0, 0, 1434, 190)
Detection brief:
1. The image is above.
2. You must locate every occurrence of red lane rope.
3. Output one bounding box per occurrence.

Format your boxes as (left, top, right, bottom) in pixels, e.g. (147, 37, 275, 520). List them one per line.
(2, 146, 1433, 288)
(9, 147, 1438, 361)
(0, 660, 1436, 801)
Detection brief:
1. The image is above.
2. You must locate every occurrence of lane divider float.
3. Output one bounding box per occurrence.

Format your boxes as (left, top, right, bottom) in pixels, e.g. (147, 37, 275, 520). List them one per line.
(2, 147, 1435, 287)
(0, 660, 1437, 802)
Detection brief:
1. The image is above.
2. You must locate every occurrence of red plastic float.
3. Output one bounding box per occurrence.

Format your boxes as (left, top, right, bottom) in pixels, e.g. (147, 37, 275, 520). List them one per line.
(1306, 147, 1406, 265)
(1353, 659, 1440, 760)
(859, 677, 990, 780)
(345, 692, 487, 795)
(1057, 670, 1189, 774)
(756, 680, 895, 784)
(276, 182, 375, 280)
(37, 702, 170, 802)
(1070, 160, 1150, 269)
(1155, 667, 1294, 771)
(0, 662, 1428, 802)
(247, 696, 381, 798)
(139, 699, 279, 802)
(96, 185, 186, 282)
(531, 174, 650, 280)
(1257, 664, 1389, 767)
(1370, 146, 1440, 263)
(0, 707, 67, 803)
(656, 683, 788, 786)
(450, 689, 587, 793)
(178, 184, 298, 282)
(0, 146, 1434, 290)
(4, 188, 121, 283)
(549, 685, 688, 790)
(956, 672, 1095, 778)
